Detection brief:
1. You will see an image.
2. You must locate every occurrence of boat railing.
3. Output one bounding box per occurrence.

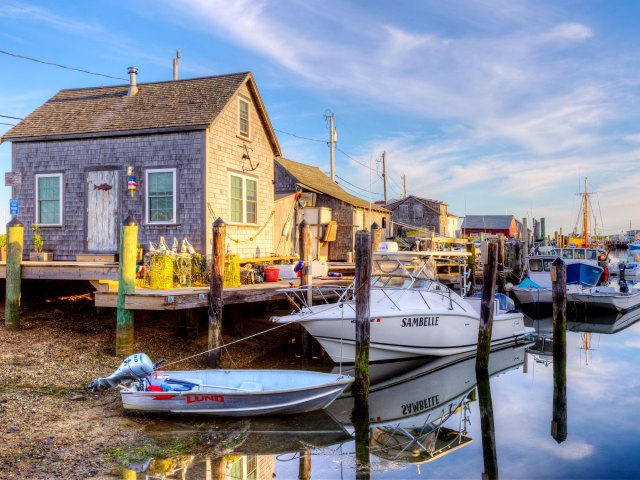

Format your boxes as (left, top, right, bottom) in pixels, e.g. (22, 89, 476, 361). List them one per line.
(279, 277, 470, 313)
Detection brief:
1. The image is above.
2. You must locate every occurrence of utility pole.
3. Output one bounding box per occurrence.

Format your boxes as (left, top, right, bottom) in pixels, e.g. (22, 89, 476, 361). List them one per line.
(402, 174, 407, 199)
(324, 112, 337, 181)
(381, 151, 387, 204)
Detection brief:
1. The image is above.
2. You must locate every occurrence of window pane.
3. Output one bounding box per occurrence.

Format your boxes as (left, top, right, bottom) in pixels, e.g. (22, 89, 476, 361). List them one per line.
(247, 200, 257, 224)
(231, 198, 243, 223)
(239, 100, 249, 136)
(246, 179, 257, 201)
(38, 176, 60, 224)
(38, 176, 60, 201)
(148, 171, 175, 222)
(231, 176, 243, 200)
(149, 172, 173, 196)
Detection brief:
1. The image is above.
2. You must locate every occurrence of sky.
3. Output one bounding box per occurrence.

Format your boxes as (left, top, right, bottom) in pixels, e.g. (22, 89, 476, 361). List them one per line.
(1, 0, 640, 235)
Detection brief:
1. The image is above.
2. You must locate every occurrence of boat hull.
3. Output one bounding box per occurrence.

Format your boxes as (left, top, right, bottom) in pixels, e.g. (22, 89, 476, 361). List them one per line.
(281, 310, 526, 363)
(121, 370, 353, 416)
(569, 289, 640, 312)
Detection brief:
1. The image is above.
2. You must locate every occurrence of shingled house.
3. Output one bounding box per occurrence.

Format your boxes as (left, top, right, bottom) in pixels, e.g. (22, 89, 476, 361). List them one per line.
(460, 215, 520, 238)
(0, 69, 281, 260)
(274, 157, 391, 261)
(385, 195, 449, 236)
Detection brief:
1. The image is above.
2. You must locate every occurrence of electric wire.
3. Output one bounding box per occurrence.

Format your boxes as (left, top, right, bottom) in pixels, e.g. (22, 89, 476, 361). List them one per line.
(0, 122, 16, 127)
(335, 174, 382, 196)
(0, 49, 128, 81)
(274, 128, 326, 144)
(0, 114, 23, 120)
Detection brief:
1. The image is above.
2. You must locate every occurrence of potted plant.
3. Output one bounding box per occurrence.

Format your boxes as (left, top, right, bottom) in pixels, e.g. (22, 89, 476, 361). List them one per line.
(0, 234, 6, 262)
(29, 224, 51, 261)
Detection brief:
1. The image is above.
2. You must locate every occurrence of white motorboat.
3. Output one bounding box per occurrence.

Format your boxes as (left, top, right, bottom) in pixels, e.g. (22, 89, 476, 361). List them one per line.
(89, 354, 353, 416)
(273, 251, 527, 363)
(569, 286, 640, 313)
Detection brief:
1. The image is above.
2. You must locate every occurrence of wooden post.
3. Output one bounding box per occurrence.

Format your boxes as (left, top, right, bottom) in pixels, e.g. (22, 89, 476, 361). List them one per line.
(466, 240, 477, 296)
(298, 449, 311, 480)
(353, 230, 371, 406)
(513, 241, 522, 279)
(5, 217, 23, 330)
(497, 236, 505, 293)
(370, 222, 381, 253)
(298, 219, 312, 357)
(522, 217, 529, 255)
(208, 218, 225, 367)
(476, 242, 498, 372)
(116, 216, 138, 355)
(551, 257, 567, 443)
(477, 371, 499, 480)
(541, 217, 546, 245)
(351, 403, 371, 480)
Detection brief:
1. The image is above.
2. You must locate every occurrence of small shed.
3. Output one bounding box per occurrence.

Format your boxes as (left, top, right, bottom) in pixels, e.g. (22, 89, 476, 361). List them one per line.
(385, 195, 449, 236)
(461, 215, 519, 238)
(274, 157, 391, 261)
(1, 70, 281, 260)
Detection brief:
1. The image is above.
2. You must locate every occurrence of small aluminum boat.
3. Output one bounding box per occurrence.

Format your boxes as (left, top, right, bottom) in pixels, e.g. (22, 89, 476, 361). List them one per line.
(122, 369, 353, 416)
(89, 354, 353, 416)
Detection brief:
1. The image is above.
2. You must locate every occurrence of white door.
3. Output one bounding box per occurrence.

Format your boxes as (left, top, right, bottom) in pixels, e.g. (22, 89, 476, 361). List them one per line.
(86, 170, 119, 252)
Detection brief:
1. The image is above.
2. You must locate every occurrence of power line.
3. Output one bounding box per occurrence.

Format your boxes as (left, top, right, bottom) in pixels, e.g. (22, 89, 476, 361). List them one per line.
(337, 181, 382, 201)
(0, 114, 23, 120)
(0, 122, 17, 127)
(274, 128, 325, 144)
(0, 49, 127, 81)
(336, 146, 380, 174)
(336, 174, 383, 196)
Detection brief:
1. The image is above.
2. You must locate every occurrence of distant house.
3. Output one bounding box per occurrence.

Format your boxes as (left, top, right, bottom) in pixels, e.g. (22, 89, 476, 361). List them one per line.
(385, 195, 448, 236)
(274, 157, 391, 261)
(0, 69, 281, 260)
(445, 213, 461, 238)
(461, 215, 519, 238)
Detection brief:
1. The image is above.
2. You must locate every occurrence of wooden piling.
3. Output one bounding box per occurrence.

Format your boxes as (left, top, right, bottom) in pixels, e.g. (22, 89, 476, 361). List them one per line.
(522, 217, 529, 254)
(353, 230, 372, 406)
(476, 242, 498, 372)
(497, 236, 505, 293)
(5, 217, 23, 330)
(298, 219, 312, 357)
(370, 222, 381, 253)
(477, 371, 499, 480)
(351, 403, 372, 480)
(298, 449, 311, 480)
(466, 241, 477, 295)
(513, 241, 522, 279)
(116, 216, 138, 355)
(208, 218, 225, 367)
(551, 257, 567, 443)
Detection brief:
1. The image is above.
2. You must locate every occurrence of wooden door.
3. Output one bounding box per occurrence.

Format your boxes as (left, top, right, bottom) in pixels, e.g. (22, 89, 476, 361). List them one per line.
(86, 170, 119, 252)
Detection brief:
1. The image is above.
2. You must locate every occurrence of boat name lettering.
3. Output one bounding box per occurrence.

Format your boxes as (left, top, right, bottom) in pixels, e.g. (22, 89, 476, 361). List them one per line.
(401, 316, 439, 327)
(185, 395, 225, 404)
(401, 394, 440, 415)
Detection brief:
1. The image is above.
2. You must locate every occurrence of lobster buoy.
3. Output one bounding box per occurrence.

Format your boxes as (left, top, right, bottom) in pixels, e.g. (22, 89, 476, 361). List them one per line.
(602, 266, 609, 283)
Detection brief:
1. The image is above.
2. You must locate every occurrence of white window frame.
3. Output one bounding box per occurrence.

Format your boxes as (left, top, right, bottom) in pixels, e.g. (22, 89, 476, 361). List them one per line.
(228, 172, 258, 225)
(238, 97, 251, 139)
(145, 168, 177, 225)
(35, 173, 63, 226)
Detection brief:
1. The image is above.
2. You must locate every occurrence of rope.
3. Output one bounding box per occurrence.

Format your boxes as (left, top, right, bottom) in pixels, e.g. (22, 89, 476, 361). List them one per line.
(207, 203, 275, 244)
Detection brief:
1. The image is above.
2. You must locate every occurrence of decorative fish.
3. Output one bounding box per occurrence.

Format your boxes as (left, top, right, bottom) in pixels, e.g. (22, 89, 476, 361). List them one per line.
(94, 183, 113, 191)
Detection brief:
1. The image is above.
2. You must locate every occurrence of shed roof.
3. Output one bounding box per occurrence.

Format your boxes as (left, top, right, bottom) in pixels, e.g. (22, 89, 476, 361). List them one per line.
(1, 72, 281, 154)
(385, 195, 446, 214)
(461, 215, 515, 230)
(276, 157, 389, 213)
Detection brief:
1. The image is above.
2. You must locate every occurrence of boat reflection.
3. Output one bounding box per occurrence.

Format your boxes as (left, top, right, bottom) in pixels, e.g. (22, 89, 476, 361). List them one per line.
(328, 344, 526, 467)
(116, 410, 351, 479)
(567, 307, 640, 334)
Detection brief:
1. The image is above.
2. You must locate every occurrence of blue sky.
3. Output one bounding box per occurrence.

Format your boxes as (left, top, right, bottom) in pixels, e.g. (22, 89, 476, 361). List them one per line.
(1, 0, 640, 235)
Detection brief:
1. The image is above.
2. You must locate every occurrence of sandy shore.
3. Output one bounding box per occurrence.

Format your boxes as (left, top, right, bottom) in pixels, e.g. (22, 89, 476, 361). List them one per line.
(0, 282, 308, 479)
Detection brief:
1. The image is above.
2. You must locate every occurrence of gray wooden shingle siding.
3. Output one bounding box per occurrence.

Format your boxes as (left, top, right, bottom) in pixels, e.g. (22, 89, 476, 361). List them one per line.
(12, 131, 203, 260)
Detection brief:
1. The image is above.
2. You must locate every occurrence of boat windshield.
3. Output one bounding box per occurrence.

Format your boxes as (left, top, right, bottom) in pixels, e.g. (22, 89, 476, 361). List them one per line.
(370, 253, 439, 289)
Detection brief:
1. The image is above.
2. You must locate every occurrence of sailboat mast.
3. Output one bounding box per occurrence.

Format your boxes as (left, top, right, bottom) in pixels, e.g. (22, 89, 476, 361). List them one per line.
(583, 177, 589, 247)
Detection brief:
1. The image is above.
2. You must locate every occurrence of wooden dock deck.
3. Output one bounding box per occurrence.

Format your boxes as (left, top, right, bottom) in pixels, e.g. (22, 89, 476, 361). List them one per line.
(0, 261, 119, 281)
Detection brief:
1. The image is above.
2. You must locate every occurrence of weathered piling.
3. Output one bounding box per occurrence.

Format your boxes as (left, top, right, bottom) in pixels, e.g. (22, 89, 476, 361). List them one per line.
(353, 230, 371, 406)
(513, 241, 522, 279)
(298, 449, 311, 480)
(497, 236, 505, 293)
(5, 217, 24, 331)
(352, 403, 372, 480)
(298, 219, 312, 357)
(466, 241, 477, 295)
(370, 222, 381, 253)
(551, 257, 567, 443)
(476, 242, 498, 372)
(522, 217, 529, 254)
(541, 218, 546, 244)
(116, 216, 138, 355)
(208, 218, 225, 367)
(477, 371, 499, 480)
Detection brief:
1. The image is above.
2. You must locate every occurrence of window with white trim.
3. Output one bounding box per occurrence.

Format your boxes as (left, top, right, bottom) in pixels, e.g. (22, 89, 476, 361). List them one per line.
(146, 168, 176, 224)
(238, 97, 250, 138)
(229, 173, 258, 224)
(35, 173, 63, 225)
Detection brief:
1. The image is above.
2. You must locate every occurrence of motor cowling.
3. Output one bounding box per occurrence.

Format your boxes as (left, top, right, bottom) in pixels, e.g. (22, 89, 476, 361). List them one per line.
(88, 353, 155, 391)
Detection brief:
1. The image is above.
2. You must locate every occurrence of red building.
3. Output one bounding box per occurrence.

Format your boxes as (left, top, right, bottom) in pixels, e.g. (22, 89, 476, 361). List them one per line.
(461, 215, 520, 238)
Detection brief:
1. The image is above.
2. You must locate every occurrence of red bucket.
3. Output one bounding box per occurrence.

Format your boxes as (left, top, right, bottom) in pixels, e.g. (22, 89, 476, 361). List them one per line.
(264, 267, 279, 282)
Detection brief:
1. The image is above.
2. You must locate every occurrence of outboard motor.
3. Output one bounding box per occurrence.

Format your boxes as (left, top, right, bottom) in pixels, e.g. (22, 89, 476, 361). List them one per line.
(620, 277, 629, 294)
(88, 353, 156, 391)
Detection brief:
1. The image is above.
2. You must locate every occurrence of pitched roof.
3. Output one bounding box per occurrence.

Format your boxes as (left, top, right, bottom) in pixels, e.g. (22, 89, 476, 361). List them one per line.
(385, 195, 446, 214)
(276, 157, 390, 213)
(1, 72, 281, 154)
(461, 215, 515, 230)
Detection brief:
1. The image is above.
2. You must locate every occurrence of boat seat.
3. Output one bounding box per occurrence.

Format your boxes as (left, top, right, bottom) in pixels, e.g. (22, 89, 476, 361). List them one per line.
(238, 381, 263, 392)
